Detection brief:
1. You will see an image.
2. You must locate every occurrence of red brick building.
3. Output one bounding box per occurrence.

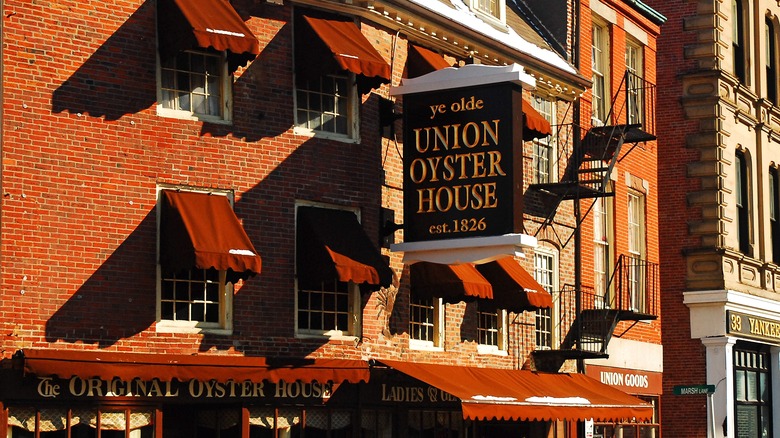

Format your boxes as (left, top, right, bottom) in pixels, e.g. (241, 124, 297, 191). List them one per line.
(0, 0, 662, 437)
(646, 0, 780, 436)
(530, 0, 665, 436)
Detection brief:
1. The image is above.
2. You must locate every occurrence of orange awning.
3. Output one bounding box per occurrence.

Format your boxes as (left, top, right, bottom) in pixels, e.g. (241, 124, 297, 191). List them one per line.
(158, 0, 260, 71)
(23, 350, 369, 384)
(297, 206, 393, 288)
(475, 257, 553, 312)
(410, 262, 493, 303)
(522, 99, 553, 141)
(406, 44, 453, 78)
(160, 190, 261, 283)
(380, 360, 654, 422)
(301, 16, 391, 82)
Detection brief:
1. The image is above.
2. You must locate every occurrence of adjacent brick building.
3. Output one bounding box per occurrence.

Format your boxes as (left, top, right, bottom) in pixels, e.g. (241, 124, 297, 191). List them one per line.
(646, 0, 780, 436)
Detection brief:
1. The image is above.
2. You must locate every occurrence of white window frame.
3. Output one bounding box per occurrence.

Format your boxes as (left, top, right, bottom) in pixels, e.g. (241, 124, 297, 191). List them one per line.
(531, 94, 557, 184)
(627, 190, 647, 312)
(476, 304, 508, 355)
(294, 202, 362, 340)
(155, 185, 235, 335)
(156, 49, 233, 124)
(409, 296, 444, 351)
(468, 0, 506, 25)
(591, 19, 610, 125)
(593, 190, 614, 305)
(625, 38, 644, 126)
(534, 247, 558, 350)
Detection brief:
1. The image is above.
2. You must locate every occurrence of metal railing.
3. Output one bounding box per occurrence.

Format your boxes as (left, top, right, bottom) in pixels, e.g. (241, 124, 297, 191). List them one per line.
(523, 255, 659, 355)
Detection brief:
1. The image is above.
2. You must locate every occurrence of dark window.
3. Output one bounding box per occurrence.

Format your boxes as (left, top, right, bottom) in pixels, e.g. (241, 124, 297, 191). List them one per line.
(736, 151, 752, 255)
(771, 168, 780, 264)
(733, 0, 747, 84)
(767, 18, 778, 103)
(734, 345, 772, 438)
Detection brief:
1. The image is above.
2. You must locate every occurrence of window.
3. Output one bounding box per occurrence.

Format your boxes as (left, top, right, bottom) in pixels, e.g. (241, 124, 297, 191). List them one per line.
(158, 49, 231, 122)
(469, 0, 505, 23)
(625, 39, 644, 126)
(295, 73, 355, 138)
(409, 296, 443, 349)
(295, 205, 362, 338)
(477, 303, 507, 353)
(156, 188, 236, 334)
(293, 14, 359, 141)
(733, 345, 772, 438)
(733, 0, 748, 85)
(736, 151, 752, 256)
(771, 168, 780, 264)
(7, 407, 155, 437)
(767, 17, 778, 104)
(593, 191, 614, 305)
(594, 396, 660, 437)
(591, 20, 610, 124)
(627, 191, 646, 312)
(534, 248, 557, 350)
(155, 0, 258, 123)
(531, 95, 556, 184)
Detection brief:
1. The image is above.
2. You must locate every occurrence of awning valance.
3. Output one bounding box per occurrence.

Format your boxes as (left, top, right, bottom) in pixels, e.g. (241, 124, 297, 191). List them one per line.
(522, 99, 553, 141)
(410, 262, 493, 303)
(406, 44, 453, 78)
(297, 206, 393, 289)
(475, 257, 553, 313)
(379, 360, 654, 422)
(22, 350, 369, 384)
(296, 15, 391, 93)
(160, 190, 261, 283)
(158, 0, 260, 71)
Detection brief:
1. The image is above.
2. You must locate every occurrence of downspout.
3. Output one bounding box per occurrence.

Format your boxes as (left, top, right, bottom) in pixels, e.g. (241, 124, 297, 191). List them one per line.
(571, 0, 584, 375)
(1, 0, 5, 267)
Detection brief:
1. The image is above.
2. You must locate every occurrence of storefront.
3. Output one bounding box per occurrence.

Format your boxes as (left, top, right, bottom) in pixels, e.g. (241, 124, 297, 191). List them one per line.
(685, 290, 780, 437)
(1, 350, 654, 438)
(584, 364, 662, 436)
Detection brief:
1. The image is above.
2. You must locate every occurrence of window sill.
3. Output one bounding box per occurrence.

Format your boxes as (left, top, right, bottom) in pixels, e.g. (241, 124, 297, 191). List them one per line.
(293, 126, 360, 144)
(477, 345, 508, 356)
(156, 323, 233, 336)
(157, 106, 232, 125)
(409, 339, 443, 352)
(295, 332, 359, 343)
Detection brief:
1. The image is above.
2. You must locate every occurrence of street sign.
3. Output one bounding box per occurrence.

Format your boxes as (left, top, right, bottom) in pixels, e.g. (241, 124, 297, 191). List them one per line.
(673, 385, 715, 395)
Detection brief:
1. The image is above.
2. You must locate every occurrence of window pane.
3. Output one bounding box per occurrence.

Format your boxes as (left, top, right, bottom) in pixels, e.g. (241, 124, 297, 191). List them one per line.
(736, 370, 746, 401)
(747, 371, 758, 401)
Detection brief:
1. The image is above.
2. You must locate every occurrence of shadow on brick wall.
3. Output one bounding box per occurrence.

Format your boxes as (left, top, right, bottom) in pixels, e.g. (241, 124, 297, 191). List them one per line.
(51, 1, 157, 121)
(45, 210, 157, 347)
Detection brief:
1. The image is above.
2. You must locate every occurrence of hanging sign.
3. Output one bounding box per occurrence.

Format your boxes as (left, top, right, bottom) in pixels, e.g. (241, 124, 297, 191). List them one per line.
(402, 83, 525, 242)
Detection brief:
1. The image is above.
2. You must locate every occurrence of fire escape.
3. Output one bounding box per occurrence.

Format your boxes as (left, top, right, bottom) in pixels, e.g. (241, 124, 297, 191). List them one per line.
(527, 71, 659, 369)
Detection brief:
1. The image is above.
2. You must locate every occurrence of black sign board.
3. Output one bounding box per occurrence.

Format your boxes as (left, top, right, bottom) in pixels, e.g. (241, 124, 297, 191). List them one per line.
(402, 83, 525, 242)
(727, 310, 780, 344)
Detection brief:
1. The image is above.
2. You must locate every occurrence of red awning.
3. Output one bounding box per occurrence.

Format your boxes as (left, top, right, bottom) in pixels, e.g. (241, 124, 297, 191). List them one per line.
(301, 15, 391, 82)
(22, 350, 369, 384)
(160, 190, 261, 283)
(158, 0, 260, 71)
(410, 262, 493, 303)
(297, 206, 393, 288)
(406, 44, 453, 78)
(522, 99, 553, 141)
(380, 360, 654, 422)
(475, 257, 553, 313)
